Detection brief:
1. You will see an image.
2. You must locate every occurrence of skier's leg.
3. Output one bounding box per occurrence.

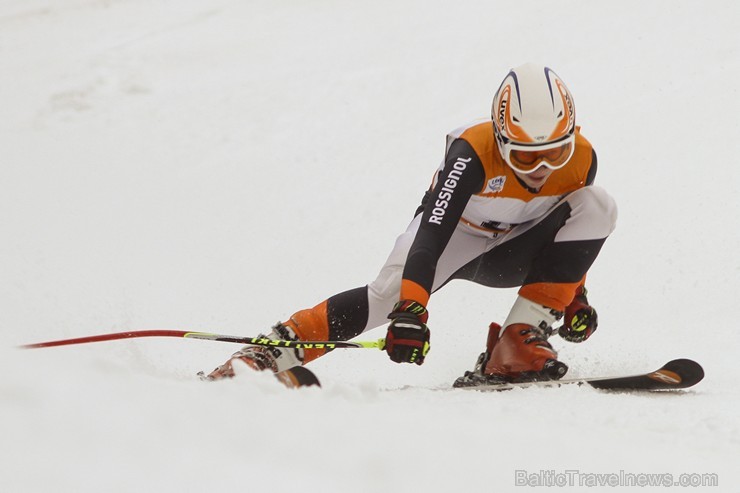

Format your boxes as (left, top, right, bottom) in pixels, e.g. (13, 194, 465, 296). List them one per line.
(451, 186, 617, 382)
(266, 214, 423, 364)
(516, 185, 618, 311)
(283, 214, 488, 363)
(449, 186, 617, 308)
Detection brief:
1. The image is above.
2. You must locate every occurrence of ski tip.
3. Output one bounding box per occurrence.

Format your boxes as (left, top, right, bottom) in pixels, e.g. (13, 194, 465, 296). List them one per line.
(657, 359, 705, 387)
(275, 366, 322, 389)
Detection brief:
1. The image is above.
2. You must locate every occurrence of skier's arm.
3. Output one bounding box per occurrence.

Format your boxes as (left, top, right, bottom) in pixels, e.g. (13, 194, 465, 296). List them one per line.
(399, 139, 485, 306)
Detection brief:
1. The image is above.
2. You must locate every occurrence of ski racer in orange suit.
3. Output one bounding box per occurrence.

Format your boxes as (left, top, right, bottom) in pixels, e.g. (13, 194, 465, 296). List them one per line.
(207, 63, 617, 384)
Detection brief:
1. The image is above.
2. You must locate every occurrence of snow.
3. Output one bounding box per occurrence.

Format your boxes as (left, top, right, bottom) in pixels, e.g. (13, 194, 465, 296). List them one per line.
(1, 0, 739, 491)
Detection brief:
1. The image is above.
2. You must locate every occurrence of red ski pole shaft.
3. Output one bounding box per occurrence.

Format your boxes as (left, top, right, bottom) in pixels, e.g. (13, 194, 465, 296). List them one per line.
(20, 330, 190, 348)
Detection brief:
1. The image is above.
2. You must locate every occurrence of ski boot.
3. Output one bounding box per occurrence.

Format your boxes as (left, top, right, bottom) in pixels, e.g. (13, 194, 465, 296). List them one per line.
(201, 322, 320, 388)
(454, 297, 568, 387)
(483, 321, 567, 381)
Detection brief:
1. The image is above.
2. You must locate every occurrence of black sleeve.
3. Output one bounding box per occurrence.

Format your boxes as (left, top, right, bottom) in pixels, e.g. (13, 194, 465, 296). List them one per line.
(401, 138, 485, 297)
(585, 149, 597, 186)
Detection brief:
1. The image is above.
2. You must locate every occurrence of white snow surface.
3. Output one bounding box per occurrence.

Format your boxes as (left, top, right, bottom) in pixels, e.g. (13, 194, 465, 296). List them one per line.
(1, 1, 739, 492)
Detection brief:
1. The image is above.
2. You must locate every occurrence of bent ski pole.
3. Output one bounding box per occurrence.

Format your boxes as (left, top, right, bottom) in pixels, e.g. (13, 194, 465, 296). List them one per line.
(20, 329, 386, 351)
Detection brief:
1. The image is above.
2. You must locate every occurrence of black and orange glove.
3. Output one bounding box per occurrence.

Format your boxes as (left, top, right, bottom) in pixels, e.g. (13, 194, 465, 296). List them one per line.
(385, 300, 431, 365)
(559, 286, 598, 343)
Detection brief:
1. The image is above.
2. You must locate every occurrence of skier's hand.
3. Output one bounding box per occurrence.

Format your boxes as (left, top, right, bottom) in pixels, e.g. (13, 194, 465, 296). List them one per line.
(385, 300, 431, 365)
(559, 286, 598, 343)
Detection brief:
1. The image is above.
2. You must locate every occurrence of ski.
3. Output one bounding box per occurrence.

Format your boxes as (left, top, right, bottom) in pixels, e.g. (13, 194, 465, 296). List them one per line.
(453, 359, 704, 392)
(197, 365, 321, 389)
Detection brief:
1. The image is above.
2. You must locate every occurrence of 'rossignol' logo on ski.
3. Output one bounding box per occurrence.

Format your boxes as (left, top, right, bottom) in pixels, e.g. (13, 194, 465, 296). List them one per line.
(429, 156, 471, 225)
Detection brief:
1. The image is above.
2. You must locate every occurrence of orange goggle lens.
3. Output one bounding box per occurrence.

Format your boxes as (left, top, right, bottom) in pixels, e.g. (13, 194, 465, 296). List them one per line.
(508, 141, 573, 172)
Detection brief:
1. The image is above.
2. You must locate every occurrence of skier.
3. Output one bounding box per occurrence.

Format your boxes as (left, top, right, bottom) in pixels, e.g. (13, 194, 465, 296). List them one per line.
(207, 63, 617, 384)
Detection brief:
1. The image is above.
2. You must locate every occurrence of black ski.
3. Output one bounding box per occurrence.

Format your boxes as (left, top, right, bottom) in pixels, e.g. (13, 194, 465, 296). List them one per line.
(453, 359, 704, 392)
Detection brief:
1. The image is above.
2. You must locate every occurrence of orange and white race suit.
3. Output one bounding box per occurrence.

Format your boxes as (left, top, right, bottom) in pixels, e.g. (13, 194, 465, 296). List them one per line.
(278, 120, 616, 363)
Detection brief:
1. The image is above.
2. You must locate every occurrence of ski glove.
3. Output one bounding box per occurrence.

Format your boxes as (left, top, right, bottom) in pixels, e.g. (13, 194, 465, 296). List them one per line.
(559, 286, 598, 343)
(385, 300, 431, 365)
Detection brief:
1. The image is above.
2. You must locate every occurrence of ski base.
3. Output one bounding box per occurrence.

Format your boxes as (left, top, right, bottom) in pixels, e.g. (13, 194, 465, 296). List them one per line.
(453, 359, 704, 392)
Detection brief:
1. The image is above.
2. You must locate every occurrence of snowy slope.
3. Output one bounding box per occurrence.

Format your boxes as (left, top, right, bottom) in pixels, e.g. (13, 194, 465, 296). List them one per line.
(1, 1, 739, 491)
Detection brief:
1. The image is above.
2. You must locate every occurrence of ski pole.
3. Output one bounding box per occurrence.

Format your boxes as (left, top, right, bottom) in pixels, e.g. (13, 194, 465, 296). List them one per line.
(20, 329, 386, 351)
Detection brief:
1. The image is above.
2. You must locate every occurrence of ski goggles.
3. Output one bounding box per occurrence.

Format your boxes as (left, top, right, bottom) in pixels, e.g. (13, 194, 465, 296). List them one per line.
(501, 135, 575, 175)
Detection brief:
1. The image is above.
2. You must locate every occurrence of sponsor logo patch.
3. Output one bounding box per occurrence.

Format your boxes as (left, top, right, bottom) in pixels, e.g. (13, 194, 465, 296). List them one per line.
(487, 176, 506, 193)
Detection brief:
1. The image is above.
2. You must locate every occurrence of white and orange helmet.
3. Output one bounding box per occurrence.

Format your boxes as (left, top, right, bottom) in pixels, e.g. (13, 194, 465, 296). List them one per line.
(492, 63, 576, 174)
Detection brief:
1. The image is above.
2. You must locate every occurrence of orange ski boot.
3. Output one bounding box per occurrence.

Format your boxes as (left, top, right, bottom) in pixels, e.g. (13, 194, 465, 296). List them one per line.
(202, 322, 306, 382)
(483, 321, 567, 382)
(454, 296, 568, 386)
